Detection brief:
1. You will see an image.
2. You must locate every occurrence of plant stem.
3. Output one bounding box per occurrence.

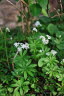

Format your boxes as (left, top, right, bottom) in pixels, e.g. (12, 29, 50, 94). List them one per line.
(12, 51, 19, 70)
(4, 31, 9, 67)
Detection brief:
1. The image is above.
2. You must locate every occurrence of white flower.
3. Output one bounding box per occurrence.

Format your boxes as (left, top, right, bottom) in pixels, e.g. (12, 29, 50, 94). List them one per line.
(51, 50, 57, 56)
(46, 52, 50, 56)
(25, 43, 29, 49)
(40, 35, 49, 45)
(39, 49, 44, 53)
(17, 47, 22, 52)
(33, 28, 37, 32)
(42, 39, 49, 45)
(62, 59, 64, 62)
(21, 44, 25, 49)
(14, 42, 19, 47)
(34, 21, 42, 27)
(40, 36, 45, 41)
(46, 35, 51, 39)
(6, 27, 10, 32)
(20, 43, 23, 46)
(21, 43, 29, 50)
(14, 42, 29, 50)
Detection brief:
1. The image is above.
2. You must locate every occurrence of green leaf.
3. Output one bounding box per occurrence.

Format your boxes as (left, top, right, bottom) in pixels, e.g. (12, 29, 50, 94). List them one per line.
(38, 58, 44, 67)
(27, 71, 34, 76)
(24, 81, 30, 85)
(7, 88, 13, 93)
(31, 84, 35, 88)
(23, 86, 29, 93)
(13, 88, 20, 96)
(30, 4, 41, 16)
(47, 24, 59, 35)
(20, 88, 23, 95)
(29, 64, 37, 68)
(42, 9, 48, 17)
(24, 71, 27, 80)
(37, 0, 48, 9)
(14, 91, 20, 96)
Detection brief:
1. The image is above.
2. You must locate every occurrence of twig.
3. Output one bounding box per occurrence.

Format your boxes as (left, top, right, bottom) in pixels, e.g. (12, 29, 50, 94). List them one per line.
(51, 13, 64, 18)
(20, 0, 28, 7)
(6, 0, 21, 12)
(60, 0, 63, 11)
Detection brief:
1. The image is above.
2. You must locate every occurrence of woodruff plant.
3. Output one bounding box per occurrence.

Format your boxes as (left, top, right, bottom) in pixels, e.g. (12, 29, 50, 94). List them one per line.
(11, 78, 30, 96)
(0, 15, 64, 96)
(12, 49, 37, 80)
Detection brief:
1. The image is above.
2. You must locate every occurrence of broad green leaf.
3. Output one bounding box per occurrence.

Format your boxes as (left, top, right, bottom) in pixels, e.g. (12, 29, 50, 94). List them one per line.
(30, 4, 41, 16)
(37, 0, 48, 9)
(47, 24, 59, 35)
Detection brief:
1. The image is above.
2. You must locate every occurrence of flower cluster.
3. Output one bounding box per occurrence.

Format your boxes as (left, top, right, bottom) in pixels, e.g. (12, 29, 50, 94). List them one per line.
(32, 21, 42, 32)
(46, 50, 57, 56)
(39, 35, 51, 45)
(14, 42, 29, 52)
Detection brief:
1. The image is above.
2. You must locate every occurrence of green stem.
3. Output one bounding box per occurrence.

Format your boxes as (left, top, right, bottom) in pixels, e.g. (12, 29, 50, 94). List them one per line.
(4, 31, 9, 67)
(50, 93, 52, 96)
(12, 51, 19, 70)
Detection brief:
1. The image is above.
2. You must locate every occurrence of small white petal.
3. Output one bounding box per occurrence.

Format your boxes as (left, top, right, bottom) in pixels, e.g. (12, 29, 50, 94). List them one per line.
(34, 21, 42, 27)
(46, 35, 51, 39)
(39, 49, 43, 53)
(46, 52, 50, 56)
(6, 27, 10, 32)
(40, 36, 45, 40)
(42, 39, 49, 45)
(21, 43, 29, 50)
(33, 28, 37, 32)
(17, 47, 22, 52)
(14, 43, 19, 47)
(62, 59, 64, 62)
(51, 50, 57, 56)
